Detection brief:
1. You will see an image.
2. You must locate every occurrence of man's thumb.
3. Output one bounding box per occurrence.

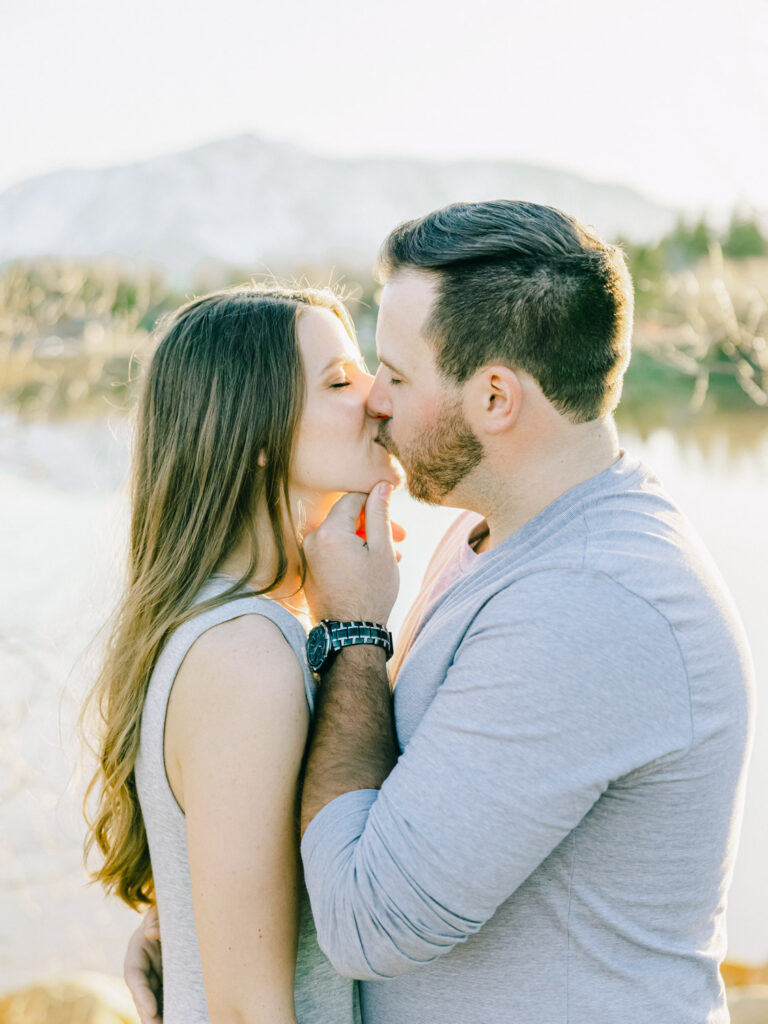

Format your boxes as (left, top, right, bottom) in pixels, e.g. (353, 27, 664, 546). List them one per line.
(364, 482, 393, 547)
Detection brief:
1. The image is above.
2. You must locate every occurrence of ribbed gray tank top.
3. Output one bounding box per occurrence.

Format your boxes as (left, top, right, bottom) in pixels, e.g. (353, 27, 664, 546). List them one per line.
(135, 577, 360, 1024)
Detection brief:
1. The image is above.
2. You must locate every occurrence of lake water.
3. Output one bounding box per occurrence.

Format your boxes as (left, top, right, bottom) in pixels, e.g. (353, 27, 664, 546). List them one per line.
(1, 410, 767, 992)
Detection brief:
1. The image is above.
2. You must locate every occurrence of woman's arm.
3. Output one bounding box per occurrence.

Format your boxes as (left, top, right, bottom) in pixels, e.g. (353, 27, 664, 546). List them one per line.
(167, 612, 309, 1024)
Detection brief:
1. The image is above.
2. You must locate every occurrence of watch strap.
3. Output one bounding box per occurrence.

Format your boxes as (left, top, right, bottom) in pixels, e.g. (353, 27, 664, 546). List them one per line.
(325, 620, 393, 658)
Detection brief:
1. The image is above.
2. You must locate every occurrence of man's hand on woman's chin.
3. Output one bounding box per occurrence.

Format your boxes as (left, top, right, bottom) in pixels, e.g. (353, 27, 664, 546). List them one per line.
(302, 483, 401, 624)
(124, 904, 163, 1024)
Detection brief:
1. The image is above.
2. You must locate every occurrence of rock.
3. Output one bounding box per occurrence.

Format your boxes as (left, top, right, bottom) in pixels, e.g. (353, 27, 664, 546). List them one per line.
(728, 986, 768, 1024)
(0, 973, 138, 1024)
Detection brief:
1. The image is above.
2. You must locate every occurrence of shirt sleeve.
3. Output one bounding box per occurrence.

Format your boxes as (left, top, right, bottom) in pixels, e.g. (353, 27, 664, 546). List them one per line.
(300, 569, 692, 979)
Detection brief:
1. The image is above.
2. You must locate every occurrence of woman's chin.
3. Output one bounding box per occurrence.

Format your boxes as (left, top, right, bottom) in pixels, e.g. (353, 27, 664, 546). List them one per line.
(330, 471, 402, 497)
(365, 459, 404, 492)
(303, 456, 403, 503)
(385, 460, 405, 490)
(341, 454, 404, 494)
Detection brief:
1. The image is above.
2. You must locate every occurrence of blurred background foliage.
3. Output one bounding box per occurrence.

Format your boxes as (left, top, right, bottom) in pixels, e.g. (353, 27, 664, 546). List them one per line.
(619, 215, 768, 422)
(1, 214, 767, 424)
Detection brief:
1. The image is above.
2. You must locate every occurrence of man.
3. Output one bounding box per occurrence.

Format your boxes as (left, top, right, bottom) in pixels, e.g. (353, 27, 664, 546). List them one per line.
(128, 201, 754, 1023)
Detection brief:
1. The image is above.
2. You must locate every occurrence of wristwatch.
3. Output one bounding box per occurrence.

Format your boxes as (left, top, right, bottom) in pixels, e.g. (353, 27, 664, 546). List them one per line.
(306, 620, 393, 674)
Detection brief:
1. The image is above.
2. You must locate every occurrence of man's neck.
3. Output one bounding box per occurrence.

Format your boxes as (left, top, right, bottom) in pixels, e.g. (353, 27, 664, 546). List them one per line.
(477, 419, 621, 551)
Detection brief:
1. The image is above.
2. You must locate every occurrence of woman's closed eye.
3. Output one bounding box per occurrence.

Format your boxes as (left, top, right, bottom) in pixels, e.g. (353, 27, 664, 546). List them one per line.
(330, 380, 351, 389)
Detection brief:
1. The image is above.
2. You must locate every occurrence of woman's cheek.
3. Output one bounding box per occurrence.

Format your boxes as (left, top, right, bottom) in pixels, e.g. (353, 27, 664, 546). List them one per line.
(335, 395, 364, 436)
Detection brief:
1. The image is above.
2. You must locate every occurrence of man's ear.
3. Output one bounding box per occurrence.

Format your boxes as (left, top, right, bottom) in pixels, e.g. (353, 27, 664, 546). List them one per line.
(471, 366, 523, 435)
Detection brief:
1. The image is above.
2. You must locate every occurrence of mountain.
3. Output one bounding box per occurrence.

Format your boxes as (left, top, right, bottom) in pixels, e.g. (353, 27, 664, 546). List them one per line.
(0, 136, 676, 278)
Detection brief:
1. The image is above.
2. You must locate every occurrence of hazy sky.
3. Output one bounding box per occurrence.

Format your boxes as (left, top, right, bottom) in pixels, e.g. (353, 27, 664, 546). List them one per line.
(3, 0, 767, 213)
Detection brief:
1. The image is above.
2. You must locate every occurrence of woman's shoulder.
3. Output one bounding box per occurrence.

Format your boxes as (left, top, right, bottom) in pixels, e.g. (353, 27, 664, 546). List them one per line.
(151, 579, 313, 758)
(190, 576, 309, 644)
(165, 607, 310, 799)
(171, 574, 305, 667)
(178, 609, 306, 706)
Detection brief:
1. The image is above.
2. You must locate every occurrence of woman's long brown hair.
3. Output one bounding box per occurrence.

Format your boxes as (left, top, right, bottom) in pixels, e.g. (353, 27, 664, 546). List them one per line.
(83, 284, 356, 908)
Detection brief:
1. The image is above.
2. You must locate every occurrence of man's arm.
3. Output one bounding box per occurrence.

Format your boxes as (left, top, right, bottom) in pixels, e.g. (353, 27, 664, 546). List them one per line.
(299, 483, 402, 833)
(300, 568, 693, 980)
(300, 644, 398, 832)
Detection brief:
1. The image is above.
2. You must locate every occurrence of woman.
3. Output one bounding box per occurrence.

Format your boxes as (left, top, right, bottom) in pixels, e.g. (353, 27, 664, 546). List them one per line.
(83, 285, 402, 1024)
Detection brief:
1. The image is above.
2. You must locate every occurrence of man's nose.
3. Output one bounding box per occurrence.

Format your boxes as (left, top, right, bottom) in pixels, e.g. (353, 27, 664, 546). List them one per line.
(366, 368, 392, 419)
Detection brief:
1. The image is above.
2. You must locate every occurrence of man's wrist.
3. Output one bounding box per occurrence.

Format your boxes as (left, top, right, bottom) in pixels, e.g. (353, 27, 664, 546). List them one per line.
(306, 619, 393, 674)
(331, 641, 389, 668)
(313, 637, 390, 682)
(313, 608, 391, 626)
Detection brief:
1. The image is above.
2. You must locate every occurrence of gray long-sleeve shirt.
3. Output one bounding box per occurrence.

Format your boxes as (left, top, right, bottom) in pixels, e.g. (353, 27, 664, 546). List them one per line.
(301, 453, 754, 1024)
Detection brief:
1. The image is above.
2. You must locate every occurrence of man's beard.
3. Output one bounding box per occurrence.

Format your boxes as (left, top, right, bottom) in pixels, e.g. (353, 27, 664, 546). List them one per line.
(376, 402, 483, 504)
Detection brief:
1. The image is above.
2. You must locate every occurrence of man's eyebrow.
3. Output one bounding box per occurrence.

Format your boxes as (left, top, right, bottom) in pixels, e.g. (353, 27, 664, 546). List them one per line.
(377, 355, 407, 378)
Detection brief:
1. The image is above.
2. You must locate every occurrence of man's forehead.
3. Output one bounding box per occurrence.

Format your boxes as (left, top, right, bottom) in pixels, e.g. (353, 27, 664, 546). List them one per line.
(379, 269, 440, 328)
(377, 271, 441, 367)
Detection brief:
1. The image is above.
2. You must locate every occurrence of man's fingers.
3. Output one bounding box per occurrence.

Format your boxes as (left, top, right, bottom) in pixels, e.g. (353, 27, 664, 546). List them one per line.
(124, 908, 163, 1024)
(363, 482, 394, 550)
(304, 492, 405, 548)
(330, 491, 367, 528)
(315, 491, 368, 534)
(143, 904, 160, 940)
(125, 964, 161, 1024)
(132, 987, 159, 1024)
(356, 511, 406, 544)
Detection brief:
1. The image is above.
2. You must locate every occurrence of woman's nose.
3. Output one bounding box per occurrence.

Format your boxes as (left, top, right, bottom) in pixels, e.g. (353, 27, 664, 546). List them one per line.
(357, 370, 375, 403)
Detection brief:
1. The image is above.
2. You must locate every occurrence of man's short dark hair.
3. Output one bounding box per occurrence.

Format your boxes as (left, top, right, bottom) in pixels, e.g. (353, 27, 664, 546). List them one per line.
(376, 200, 634, 423)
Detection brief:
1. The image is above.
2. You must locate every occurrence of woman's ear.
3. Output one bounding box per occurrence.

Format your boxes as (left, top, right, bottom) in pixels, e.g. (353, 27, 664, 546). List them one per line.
(257, 451, 267, 468)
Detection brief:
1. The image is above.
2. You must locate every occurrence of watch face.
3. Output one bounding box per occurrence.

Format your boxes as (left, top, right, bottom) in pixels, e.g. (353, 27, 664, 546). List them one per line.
(306, 623, 331, 672)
